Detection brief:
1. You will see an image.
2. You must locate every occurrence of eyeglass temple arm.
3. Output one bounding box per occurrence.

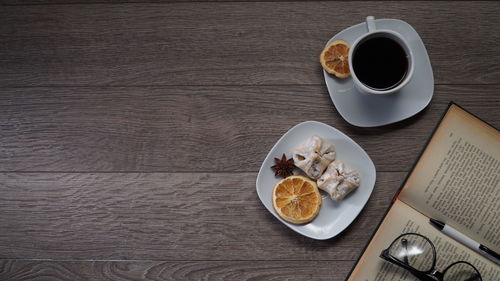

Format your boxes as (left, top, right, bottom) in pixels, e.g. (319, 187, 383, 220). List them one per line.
(380, 252, 438, 281)
(401, 238, 410, 265)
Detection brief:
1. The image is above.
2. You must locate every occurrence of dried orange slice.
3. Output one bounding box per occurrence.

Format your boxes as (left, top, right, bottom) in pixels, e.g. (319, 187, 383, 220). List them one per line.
(320, 39, 350, 78)
(272, 175, 322, 224)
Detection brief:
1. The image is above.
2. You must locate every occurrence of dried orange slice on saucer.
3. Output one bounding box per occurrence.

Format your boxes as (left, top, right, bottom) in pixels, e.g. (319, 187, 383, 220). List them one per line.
(272, 175, 322, 224)
(320, 39, 350, 79)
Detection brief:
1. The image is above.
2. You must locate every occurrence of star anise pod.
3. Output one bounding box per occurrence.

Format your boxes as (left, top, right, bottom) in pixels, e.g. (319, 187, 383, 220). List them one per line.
(271, 153, 295, 178)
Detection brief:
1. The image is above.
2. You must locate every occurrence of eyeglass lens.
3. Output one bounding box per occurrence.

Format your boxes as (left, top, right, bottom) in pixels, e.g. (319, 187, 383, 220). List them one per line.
(443, 262, 482, 281)
(388, 233, 435, 272)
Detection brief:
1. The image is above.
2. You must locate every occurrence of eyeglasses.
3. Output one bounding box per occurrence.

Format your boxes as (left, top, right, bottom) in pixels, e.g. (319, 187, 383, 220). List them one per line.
(380, 233, 482, 281)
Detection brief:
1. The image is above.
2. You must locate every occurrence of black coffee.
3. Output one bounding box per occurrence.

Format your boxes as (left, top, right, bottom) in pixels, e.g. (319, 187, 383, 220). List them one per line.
(352, 37, 408, 90)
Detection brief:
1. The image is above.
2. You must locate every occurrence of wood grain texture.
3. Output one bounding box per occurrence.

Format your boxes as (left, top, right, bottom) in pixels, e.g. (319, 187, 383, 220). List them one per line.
(0, 172, 405, 260)
(1, 2, 499, 86)
(3, 0, 359, 4)
(3, 0, 325, 3)
(0, 85, 498, 172)
(0, 260, 353, 281)
(1, 2, 499, 280)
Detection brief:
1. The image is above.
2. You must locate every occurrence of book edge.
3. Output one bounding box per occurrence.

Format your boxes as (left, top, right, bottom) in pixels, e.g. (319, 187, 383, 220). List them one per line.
(344, 101, 455, 281)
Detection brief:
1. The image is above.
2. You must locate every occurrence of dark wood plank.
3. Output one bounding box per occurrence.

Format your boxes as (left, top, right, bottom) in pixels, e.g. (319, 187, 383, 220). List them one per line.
(0, 85, 498, 172)
(1, 2, 499, 86)
(3, 0, 336, 3)
(0, 172, 405, 260)
(0, 260, 353, 281)
(3, 0, 311, 3)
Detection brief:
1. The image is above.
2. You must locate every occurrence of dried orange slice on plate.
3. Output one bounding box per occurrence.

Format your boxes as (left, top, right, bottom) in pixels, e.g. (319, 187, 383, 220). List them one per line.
(320, 39, 350, 79)
(272, 175, 322, 224)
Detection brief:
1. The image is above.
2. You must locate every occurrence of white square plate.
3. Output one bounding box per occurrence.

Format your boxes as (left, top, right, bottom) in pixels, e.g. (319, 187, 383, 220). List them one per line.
(256, 121, 376, 240)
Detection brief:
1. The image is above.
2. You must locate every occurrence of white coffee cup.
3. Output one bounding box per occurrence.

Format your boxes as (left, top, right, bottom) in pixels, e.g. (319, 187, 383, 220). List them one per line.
(348, 16, 414, 95)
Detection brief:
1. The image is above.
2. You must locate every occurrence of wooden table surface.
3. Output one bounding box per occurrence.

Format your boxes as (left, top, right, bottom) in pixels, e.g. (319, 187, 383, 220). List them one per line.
(1, 1, 499, 280)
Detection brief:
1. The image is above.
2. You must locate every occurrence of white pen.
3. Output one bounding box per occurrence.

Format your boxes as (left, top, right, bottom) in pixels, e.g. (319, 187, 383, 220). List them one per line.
(429, 218, 499, 265)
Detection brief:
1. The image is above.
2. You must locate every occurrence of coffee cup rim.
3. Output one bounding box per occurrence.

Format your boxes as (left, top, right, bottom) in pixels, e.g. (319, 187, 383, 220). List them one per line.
(348, 29, 415, 95)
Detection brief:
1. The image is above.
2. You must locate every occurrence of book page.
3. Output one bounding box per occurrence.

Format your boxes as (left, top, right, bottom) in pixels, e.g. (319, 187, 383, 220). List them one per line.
(348, 200, 499, 281)
(398, 104, 500, 252)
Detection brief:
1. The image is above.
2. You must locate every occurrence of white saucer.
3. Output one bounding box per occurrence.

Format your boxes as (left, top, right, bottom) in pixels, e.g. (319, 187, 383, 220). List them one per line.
(323, 18, 434, 127)
(256, 121, 376, 240)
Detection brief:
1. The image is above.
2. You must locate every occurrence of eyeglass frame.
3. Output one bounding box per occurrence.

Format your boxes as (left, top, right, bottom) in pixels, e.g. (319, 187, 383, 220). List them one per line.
(379, 232, 482, 281)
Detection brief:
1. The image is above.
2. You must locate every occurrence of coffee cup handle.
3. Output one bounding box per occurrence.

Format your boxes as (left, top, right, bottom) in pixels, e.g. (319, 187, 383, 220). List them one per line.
(366, 16, 376, 32)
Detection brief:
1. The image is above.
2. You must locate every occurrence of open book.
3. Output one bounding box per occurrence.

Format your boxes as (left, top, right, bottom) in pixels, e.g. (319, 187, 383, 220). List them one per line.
(346, 103, 499, 281)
